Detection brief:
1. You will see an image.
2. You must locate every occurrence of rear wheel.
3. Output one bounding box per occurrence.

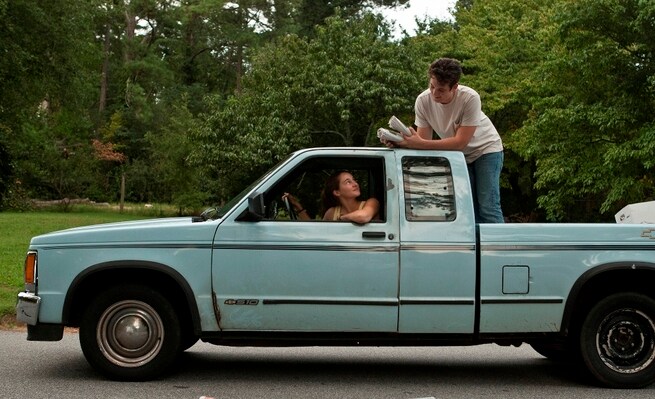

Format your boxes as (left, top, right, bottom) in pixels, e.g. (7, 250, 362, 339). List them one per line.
(579, 292, 655, 388)
(79, 284, 182, 381)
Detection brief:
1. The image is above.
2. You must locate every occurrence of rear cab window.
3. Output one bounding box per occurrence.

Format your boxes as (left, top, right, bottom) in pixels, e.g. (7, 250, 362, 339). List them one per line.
(402, 156, 456, 221)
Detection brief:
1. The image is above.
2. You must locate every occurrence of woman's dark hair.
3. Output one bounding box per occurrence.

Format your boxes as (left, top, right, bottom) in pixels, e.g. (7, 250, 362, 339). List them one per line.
(321, 170, 349, 211)
(429, 58, 462, 88)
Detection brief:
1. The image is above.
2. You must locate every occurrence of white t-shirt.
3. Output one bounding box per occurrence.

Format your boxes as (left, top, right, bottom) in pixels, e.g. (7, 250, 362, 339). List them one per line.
(414, 85, 503, 163)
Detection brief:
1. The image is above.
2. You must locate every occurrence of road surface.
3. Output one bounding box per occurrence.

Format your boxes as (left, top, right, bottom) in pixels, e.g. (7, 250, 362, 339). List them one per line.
(2, 330, 653, 398)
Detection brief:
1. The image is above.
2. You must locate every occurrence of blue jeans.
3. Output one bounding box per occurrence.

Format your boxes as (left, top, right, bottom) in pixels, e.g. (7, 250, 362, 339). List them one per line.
(467, 151, 504, 223)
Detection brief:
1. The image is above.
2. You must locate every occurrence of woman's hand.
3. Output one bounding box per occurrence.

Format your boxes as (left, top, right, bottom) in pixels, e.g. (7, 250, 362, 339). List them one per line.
(282, 192, 310, 220)
(282, 192, 302, 211)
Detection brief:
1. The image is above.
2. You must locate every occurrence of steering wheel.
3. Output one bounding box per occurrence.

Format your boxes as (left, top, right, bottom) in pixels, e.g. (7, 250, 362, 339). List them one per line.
(266, 200, 279, 220)
(283, 197, 297, 220)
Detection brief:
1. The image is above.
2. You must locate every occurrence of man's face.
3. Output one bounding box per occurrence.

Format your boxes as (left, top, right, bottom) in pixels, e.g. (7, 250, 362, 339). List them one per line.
(429, 77, 457, 104)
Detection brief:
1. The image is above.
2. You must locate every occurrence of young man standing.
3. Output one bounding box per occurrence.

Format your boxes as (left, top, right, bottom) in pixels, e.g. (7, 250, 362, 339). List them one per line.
(389, 58, 504, 223)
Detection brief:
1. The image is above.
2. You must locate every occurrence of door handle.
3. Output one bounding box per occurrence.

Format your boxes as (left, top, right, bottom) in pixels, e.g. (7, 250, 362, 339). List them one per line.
(362, 231, 386, 239)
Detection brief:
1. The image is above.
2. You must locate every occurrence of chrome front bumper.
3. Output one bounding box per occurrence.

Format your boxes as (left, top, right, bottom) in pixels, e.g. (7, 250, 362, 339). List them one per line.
(16, 292, 41, 326)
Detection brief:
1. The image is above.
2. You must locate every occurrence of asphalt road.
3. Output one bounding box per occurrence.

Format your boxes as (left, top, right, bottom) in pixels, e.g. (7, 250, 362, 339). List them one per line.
(2, 329, 654, 399)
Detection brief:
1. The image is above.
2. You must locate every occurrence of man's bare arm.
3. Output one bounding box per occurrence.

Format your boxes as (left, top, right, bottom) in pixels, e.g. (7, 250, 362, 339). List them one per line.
(396, 125, 476, 151)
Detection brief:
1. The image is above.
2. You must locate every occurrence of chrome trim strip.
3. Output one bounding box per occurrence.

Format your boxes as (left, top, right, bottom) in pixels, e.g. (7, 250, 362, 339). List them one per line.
(38, 243, 213, 250)
(214, 244, 398, 252)
(214, 244, 475, 252)
(38, 243, 654, 252)
(38, 243, 476, 252)
(482, 244, 655, 251)
(400, 299, 474, 305)
(481, 298, 564, 305)
(401, 244, 476, 251)
(263, 299, 398, 306)
(264, 299, 476, 306)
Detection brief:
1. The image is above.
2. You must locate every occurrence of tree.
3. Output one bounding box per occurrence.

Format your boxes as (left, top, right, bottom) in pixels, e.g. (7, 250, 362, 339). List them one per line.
(1, 0, 425, 210)
(127, 95, 207, 213)
(0, 0, 98, 126)
(410, 0, 655, 222)
(405, 0, 558, 220)
(0, 0, 99, 207)
(515, 0, 655, 220)
(190, 12, 422, 202)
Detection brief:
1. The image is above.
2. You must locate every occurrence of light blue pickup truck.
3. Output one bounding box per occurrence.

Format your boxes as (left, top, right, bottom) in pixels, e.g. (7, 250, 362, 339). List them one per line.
(16, 147, 655, 388)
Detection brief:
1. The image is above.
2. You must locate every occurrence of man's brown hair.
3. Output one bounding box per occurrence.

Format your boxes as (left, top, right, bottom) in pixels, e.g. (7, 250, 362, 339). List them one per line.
(429, 58, 462, 88)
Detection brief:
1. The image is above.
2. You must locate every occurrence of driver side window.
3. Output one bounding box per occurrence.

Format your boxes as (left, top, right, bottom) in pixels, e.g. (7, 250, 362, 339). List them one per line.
(263, 156, 386, 222)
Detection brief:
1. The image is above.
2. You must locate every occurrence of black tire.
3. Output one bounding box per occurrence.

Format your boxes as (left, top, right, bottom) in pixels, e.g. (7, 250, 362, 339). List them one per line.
(79, 284, 182, 381)
(579, 292, 655, 388)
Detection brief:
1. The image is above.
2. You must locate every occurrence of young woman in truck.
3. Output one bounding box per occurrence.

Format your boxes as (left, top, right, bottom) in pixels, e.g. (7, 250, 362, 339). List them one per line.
(283, 170, 379, 223)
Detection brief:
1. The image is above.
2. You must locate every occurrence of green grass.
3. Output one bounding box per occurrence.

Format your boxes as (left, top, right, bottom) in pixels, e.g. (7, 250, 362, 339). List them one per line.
(0, 207, 174, 322)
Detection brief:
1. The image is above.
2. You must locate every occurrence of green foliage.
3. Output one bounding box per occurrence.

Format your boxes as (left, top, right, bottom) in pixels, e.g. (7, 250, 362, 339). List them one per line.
(190, 13, 423, 201)
(3, 0, 655, 222)
(513, 0, 655, 220)
(0, 0, 99, 205)
(404, 0, 557, 220)
(0, 179, 33, 212)
(9, 112, 102, 201)
(136, 94, 207, 208)
(0, 0, 98, 121)
(0, 138, 10, 207)
(429, 0, 655, 221)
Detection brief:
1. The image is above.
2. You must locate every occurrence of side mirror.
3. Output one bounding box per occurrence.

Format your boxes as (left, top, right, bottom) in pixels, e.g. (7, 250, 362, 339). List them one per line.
(247, 192, 265, 221)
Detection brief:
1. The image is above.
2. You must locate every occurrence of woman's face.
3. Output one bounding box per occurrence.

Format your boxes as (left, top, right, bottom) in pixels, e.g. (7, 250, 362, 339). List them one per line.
(334, 172, 360, 199)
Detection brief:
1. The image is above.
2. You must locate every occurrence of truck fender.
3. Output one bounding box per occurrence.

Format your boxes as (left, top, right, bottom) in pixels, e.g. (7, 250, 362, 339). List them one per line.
(61, 260, 202, 335)
(561, 261, 655, 335)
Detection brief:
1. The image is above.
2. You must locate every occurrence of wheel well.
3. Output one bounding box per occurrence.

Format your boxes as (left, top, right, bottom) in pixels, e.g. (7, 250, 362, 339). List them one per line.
(63, 265, 200, 337)
(563, 267, 655, 336)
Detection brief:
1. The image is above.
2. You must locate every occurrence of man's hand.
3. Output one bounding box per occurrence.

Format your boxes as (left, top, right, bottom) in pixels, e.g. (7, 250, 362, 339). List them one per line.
(399, 127, 425, 148)
(388, 127, 423, 149)
(381, 138, 396, 148)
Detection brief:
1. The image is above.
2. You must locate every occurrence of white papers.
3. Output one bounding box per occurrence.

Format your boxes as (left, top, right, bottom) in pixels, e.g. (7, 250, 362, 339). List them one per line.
(377, 128, 403, 142)
(378, 115, 411, 144)
(389, 115, 411, 136)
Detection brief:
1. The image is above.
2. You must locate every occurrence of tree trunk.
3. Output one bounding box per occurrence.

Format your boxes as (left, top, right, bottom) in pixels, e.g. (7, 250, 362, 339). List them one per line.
(119, 171, 125, 212)
(98, 25, 111, 120)
(124, 5, 136, 63)
(235, 44, 243, 94)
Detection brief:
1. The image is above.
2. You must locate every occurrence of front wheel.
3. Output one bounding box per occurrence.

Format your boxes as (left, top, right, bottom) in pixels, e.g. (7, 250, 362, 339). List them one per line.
(79, 284, 182, 381)
(579, 292, 655, 388)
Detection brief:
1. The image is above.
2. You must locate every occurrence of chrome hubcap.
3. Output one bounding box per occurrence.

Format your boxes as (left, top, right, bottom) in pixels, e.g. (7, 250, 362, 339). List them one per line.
(97, 300, 164, 368)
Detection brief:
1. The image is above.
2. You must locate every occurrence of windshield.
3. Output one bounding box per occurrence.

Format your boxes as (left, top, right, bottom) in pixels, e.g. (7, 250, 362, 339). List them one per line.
(216, 155, 292, 218)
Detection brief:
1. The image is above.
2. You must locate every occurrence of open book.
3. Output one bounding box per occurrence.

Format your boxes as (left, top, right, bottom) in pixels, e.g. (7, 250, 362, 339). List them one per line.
(377, 115, 411, 143)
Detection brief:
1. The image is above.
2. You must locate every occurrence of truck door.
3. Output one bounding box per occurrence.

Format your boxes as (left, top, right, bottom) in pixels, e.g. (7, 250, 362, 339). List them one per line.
(397, 153, 478, 333)
(211, 151, 401, 332)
